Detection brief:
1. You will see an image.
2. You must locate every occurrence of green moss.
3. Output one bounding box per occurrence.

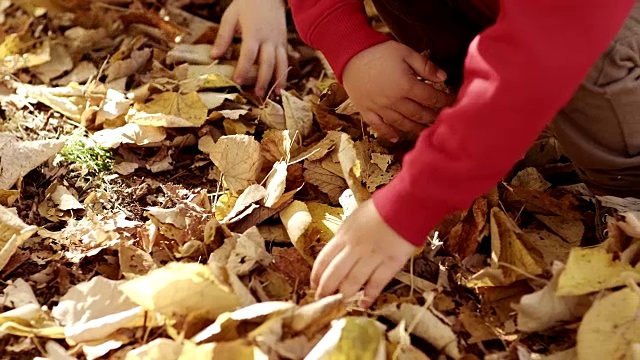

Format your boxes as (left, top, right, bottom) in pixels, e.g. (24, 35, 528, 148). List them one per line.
(59, 136, 114, 174)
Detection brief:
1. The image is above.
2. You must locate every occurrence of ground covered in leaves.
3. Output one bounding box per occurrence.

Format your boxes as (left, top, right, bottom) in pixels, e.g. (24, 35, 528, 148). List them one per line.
(1, 1, 639, 359)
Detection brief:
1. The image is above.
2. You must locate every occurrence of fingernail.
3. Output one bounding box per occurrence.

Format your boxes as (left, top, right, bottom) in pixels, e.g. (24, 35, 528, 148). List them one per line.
(436, 69, 447, 81)
(233, 77, 244, 85)
(390, 136, 399, 143)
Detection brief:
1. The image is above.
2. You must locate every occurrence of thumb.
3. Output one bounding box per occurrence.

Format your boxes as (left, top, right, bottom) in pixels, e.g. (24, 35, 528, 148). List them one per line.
(211, 12, 238, 58)
(404, 51, 447, 82)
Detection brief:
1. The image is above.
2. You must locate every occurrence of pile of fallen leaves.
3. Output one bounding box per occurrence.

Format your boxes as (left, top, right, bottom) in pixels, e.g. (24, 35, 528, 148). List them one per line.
(1, 1, 639, 359)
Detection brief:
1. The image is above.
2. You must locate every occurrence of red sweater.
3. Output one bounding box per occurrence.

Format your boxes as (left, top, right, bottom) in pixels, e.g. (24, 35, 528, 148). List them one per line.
(290, 0, 635, 246)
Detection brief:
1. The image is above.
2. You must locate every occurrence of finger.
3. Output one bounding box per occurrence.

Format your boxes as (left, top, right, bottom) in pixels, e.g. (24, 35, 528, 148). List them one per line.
(255, 45, 276, 97)
(339, 256, 382, 301)
(379, 108, 425, 136)
(316, 247, 358, 299)
(409, 81, 456, 111)
(234, 41, 259, 85)
(362, 111, 400, 142)
(360, 263, 398, 308)
(274, 47, 288, 93)
(404, 51, 447, 82)
(211, 12, 237, 58)
(311, 238, 345, 289)
(396, 98, 438, 125)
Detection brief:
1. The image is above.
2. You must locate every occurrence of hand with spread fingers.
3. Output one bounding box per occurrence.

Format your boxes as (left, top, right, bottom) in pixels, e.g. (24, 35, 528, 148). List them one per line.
(342, 40, 455, 142)
(311, 199, 417, 308)
(211, 0, 288, 97)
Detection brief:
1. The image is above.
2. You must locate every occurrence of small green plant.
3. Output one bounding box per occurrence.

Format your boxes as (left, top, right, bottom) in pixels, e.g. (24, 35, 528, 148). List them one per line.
(59, 135, 114, 174)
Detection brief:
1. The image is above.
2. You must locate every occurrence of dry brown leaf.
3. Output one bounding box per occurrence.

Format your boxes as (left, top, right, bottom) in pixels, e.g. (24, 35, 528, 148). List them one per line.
(556, 247, 640, 296)
(458, 309, 499, 343)
(534, 215, 584, 247)
(281, 91, 313, 140)
(207, 135, 263, 193)
(303, 160, 348, 204)
(510, 167, 551, 191)
(261, 129, 294, 163)
(514, 262, 591, 332)
(257, 224, 290, 243)
(0, 134, 65, 190)
(271, 247, 312, 287)
(130, 91, 208, 128)
(292, 131, 341, 163)
(0, 205, 37, 272)
(380, 302, 461, 359)
(53, 61, 97, 86)
(445, 198, 488, 259)
(166, 44, 214, 65)
(119, 241, 158, 277)
(31, 43, 73, 83)
(312, 103, 348, 132)
(227, 227, 272, 276)
(106, 48, 152, 83)
(285, 294, 347, 336)
(576, 287, 640, 360)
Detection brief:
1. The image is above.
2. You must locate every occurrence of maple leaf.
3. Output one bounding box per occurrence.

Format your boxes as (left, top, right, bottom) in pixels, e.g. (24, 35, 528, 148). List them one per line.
(130, 91, 208, 127)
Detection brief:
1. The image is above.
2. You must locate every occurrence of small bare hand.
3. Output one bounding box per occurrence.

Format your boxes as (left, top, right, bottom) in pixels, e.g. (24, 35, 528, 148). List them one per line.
(312, 199, 417, 308)
(342, 41, 455, 141)
(212, 0, 288, 97)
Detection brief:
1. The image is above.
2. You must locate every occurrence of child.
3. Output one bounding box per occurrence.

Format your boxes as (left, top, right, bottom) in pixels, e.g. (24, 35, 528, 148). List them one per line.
(289, 0, 639, 307)
(211, 0, 288, 97)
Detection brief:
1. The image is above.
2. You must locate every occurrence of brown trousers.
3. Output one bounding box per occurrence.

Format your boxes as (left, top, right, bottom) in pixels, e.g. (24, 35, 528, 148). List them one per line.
(372, 0, 640, 198)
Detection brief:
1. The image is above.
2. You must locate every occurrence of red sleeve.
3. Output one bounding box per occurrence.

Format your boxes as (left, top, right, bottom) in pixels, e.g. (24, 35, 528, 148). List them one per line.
(372, 0, 636, 246)
(289, 0, 389, 82)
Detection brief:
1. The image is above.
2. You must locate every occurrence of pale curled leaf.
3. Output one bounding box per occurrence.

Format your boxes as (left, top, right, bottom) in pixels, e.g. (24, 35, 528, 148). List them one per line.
(263, 161, 288, 208)
(380, 303, 461, 359)
(0, 134, 65, 190)
(514, 262, 591, 332)
(92, 123, 166, 149)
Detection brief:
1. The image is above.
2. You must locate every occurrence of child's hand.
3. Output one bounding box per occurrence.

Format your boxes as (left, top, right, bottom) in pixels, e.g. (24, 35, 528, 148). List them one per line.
(342, 40, 454, 141)
(312, 199, 417, 308)
(212, 0, 288, 97)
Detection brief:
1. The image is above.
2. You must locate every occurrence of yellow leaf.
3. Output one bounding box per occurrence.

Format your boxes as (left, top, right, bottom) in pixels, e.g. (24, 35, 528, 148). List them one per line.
(208, 135, 263, 194)
(223, 119, 255, 135)
(222, 185, 267, 223)
(281, 91, 313, 140)
(285, 294, 346, 336)
(0, 205, 37, 272)
(280, 201, 343, 264)
(305, 317, 386, 360)
(119, 262, 239, 320)
(490, 207, 546, 284)
(557, 247, 640, 296)
(577, 287, 640, 360)
(0, 189, 19, 207)
(131, 92, 208, 127)
(0, 304, 64, 339)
